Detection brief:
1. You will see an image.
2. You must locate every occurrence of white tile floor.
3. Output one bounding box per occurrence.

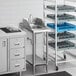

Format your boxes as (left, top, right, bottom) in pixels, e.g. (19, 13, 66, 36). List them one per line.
(1, 61, 76, 76)
(22, 61, 76, 76)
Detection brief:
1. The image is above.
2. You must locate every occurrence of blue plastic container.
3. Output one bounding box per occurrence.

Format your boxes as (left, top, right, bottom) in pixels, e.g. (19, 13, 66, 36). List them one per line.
(47, 22, 76, 32)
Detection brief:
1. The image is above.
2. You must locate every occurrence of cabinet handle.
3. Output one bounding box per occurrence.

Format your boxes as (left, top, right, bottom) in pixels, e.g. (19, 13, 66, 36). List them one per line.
(15, 54, 20, 56)
(27, 37, 31, 40)
(15, 64, 20, 67)
(2, 41, 6, 47)
(27, 37, 32, 44)
(15, 43, 19, 45)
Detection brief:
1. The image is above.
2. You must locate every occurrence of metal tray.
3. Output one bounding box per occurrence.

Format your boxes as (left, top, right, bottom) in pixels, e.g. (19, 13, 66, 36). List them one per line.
(0, 27, 21, 33)
(49, 31, 75, 39)
(47, 14, 75, 20)
(48, 41, 75, 49)
(47, 5, 76, 12)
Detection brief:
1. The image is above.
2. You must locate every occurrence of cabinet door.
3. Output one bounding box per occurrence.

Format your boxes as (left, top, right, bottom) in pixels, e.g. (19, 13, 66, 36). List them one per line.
(0, 38, 7, 73)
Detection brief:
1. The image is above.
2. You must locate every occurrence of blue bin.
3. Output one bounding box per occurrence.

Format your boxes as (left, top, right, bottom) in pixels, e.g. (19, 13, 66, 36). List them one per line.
(47, 22, 76, 32)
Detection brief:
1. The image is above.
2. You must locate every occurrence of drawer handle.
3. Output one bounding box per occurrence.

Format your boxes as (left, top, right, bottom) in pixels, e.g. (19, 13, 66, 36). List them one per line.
(15, 43, 19, 45)
(15, 54, 20, 56)
(2, 41, 6, 47)
(27, 37, 31, 40)
(27, 37, 32, 44)
(15, 64, 20, 67)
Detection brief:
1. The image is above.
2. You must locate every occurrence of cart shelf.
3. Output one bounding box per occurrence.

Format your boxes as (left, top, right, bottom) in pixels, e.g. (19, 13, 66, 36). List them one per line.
(49, 31, 75, 40)
(47, 14, 76, 21)
(48, 41, 75, 49)
(26, 55, 46, 66)
(47, 51, 76, 63)
(47, 22, 76, 32)
(47, 5, 76, 12)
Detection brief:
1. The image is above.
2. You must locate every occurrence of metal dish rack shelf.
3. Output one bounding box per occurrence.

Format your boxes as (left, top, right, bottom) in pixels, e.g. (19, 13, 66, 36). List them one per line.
(43, 0, 76, 70)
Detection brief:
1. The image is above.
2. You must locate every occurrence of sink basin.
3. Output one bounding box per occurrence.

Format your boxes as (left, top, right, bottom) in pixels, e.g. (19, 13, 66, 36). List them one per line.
(0, 27, 21, 33)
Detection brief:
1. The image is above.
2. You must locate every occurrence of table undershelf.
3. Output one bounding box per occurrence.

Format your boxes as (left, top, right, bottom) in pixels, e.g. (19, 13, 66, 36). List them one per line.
(26, 55, 46, 66)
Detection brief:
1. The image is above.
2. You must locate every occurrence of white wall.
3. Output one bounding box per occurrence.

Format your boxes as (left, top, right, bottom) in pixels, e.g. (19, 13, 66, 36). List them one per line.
(0, 0, 43, 26)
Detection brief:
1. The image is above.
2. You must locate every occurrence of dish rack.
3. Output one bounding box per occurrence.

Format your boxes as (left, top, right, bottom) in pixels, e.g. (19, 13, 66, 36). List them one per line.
(43, 0, 76, 70)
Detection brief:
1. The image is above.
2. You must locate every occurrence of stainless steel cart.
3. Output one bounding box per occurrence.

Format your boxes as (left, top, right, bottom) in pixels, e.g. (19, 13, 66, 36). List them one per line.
(19, 20, 50, 75)
(43, 0, 76, 70)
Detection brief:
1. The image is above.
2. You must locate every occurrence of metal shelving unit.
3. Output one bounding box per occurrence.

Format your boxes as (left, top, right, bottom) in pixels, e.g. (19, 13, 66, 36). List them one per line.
(25, 29, 50, 75)
(43, 0, 76, 70)
(19, 19, 50, 75)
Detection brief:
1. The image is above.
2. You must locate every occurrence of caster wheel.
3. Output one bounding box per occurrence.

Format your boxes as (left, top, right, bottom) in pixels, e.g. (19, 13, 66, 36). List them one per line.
(56, 66, 58, 71)
(64, 54, 66, 59)
(43, 57, 46, 60)
(16, 72, 19, 76)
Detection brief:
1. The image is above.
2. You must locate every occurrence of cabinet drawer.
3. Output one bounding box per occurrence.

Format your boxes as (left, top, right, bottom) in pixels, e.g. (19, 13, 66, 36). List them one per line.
(10, 48, 25, 59)
(10, 38, 24, 48)
(10, 59, 25, 71)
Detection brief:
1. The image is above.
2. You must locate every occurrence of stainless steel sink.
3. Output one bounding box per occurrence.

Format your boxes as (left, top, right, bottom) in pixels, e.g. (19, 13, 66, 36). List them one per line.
(0, 27, 21, 33)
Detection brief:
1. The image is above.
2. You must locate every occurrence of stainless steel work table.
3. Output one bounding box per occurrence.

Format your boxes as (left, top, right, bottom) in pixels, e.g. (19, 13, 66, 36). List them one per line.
(26, 28, 50, 75)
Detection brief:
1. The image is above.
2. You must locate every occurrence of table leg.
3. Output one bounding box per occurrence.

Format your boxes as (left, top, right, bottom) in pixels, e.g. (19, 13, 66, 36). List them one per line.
(46, 32, 48, 73)
(32, 33, 36, 75)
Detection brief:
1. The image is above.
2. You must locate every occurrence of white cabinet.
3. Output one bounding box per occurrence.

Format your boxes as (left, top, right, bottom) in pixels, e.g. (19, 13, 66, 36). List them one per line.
(9, 37, 26, 72)
(0, 38, 7, 73)
(0, 28, 26, 75)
